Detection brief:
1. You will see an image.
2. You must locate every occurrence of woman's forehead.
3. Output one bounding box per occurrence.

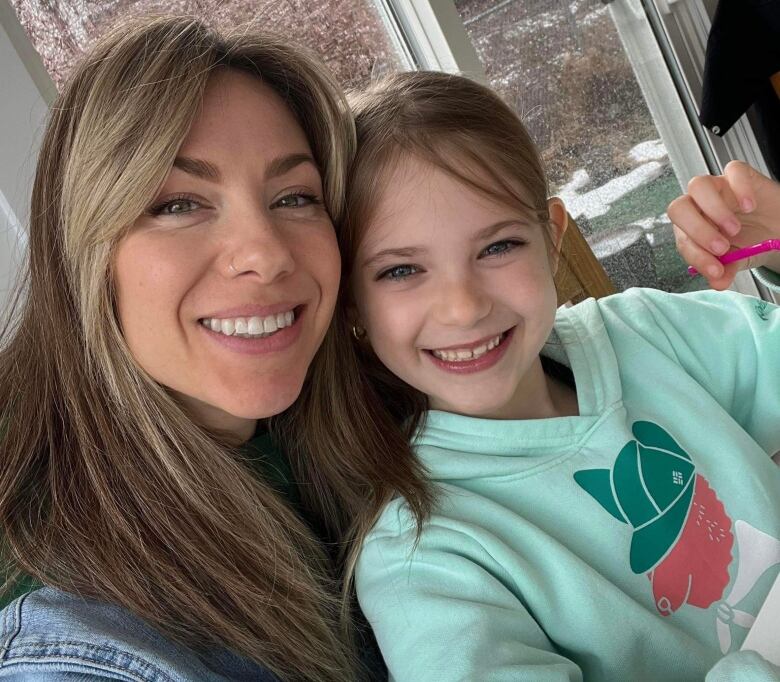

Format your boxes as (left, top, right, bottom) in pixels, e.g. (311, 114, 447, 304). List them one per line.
(180, 70, 309, 157)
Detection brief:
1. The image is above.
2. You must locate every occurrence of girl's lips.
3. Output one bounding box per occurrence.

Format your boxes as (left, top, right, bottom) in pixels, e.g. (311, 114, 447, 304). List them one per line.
(425, 327, 514, 374)
(200, 305, 304, 356)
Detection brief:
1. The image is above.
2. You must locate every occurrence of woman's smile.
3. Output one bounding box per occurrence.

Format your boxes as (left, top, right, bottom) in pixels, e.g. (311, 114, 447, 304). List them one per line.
(199, 305, 305, 355)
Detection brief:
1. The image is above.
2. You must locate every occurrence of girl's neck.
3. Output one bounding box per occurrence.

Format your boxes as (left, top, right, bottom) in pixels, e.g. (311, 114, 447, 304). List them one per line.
(506, 356, 579, 420)
(437, 356, 578, 421)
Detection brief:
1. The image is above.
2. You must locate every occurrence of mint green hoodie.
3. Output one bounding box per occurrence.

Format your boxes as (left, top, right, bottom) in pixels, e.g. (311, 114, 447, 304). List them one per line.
(356, 288, 780, 681)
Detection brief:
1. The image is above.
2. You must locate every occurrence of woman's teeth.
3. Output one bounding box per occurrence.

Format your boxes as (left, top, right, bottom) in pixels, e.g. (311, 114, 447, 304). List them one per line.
(431, 334, 503, 362)
(201, 310, 295, 338)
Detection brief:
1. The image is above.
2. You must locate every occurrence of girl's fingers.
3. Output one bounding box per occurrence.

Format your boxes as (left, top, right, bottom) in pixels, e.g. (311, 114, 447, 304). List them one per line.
(684, 174, 741, 237)
(722, 160, 758, 214)
(668, 196, 730, 255)
(674, 224, 724, 279)
(708, 262, 740, 291)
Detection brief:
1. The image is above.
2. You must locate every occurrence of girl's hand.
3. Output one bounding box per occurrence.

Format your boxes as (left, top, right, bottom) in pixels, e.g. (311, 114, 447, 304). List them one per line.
(668, 161, 780, 290)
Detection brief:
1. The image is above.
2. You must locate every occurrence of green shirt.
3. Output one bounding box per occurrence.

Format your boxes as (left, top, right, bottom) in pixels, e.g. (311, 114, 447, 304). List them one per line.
(0, 429, 299, 608)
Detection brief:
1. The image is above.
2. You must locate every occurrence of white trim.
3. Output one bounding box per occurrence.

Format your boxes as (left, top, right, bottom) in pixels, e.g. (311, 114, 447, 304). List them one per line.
(609, 0, 710, 187)
(0, 0, 56, 104)
(0, 189, 22, 239)
(384, 0, 486, 81)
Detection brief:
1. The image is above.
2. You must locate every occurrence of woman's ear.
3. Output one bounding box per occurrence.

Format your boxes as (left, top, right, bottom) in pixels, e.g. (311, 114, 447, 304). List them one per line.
(546, 197, 568, 274)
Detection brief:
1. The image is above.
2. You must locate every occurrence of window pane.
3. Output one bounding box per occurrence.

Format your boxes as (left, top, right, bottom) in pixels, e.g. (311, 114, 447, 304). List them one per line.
(455, 0, 703, 294)
(10, 0, 407, 89)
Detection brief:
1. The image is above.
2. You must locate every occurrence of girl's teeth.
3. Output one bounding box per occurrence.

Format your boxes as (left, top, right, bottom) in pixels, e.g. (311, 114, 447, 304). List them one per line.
(432, 334, 502, 362)
(202, 310, 296, 338)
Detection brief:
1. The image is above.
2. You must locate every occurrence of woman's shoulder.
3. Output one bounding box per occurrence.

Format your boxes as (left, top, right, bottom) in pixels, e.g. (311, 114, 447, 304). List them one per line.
(0, 588, 278, 682)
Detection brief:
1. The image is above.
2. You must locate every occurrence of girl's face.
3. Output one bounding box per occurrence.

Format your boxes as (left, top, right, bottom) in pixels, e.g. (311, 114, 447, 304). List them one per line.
(352, 154, 566, 420)
(114, 70, 341, 440)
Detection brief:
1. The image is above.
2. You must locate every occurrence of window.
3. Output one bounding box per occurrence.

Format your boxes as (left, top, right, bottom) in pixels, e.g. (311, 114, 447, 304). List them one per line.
(9, 0, 408, 88)
(454, 0, 703, 294)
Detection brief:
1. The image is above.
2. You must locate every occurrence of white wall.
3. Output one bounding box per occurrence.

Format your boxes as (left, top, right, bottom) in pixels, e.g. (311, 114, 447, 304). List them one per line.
(0, 8, 49, 318)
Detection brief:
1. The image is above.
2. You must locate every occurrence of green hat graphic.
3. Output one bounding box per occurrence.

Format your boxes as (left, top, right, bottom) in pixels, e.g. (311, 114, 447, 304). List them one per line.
(574, 421, 695, 574)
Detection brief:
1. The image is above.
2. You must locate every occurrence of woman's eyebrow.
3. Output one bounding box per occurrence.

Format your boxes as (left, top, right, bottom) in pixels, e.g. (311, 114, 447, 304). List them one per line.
(266, 153, 319, 179)
(173, 156, 221, 181)
(171, 153, 317, 183)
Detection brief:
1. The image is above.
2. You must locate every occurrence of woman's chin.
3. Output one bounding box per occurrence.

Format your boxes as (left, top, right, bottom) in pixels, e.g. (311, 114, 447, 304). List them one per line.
(220, 380, 304, 421)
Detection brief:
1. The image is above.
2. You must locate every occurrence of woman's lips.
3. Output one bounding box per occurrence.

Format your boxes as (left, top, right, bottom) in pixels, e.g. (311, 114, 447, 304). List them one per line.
(199, 305, 305, 356)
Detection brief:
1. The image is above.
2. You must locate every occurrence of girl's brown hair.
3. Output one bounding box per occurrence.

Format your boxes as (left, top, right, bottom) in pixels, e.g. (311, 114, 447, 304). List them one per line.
(304, 71, 557, 583)
(0, 15, 363, 681)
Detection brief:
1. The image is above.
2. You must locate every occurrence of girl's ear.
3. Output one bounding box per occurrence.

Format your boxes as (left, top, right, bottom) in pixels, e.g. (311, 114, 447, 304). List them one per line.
(546, 197, 568, 274)
(346, 304, 368, 342)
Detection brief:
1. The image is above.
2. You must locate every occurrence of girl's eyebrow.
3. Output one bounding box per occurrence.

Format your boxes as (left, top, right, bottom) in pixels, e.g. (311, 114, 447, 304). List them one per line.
(362, 219, 530, 269)
(474, 219, 530, 241)
(363, 246, 425, 269)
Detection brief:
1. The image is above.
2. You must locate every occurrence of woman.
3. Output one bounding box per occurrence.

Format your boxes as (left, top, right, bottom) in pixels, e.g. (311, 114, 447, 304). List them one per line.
(0, 15, 426, 681)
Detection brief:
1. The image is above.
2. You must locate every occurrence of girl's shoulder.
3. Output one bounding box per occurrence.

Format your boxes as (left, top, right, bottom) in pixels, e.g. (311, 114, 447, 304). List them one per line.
(563, 286, 778, 349)
(0, 588, 278, 682)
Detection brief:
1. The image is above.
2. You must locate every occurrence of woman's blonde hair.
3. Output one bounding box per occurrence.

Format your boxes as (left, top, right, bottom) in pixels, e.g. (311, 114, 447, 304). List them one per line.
(0, 16, 361, 681)
(309, 71, 556, 586)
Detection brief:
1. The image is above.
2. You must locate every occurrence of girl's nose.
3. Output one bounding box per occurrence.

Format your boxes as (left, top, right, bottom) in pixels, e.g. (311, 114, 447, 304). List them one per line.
(223, 209, 296, 284)
(432, 275, 492, 328)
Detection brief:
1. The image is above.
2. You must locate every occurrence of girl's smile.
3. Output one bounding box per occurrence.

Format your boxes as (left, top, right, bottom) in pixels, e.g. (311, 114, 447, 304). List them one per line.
(424, 327, 514, 374)
(352, 153, 572, 420)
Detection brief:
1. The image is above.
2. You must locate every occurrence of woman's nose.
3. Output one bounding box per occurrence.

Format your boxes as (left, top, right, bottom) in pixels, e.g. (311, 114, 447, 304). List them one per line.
(223, 209, 296, 284)
(432, 275, 492, 328)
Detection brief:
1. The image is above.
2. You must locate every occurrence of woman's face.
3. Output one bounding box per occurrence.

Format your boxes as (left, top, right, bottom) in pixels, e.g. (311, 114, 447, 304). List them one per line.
(114, 70, 341, 440)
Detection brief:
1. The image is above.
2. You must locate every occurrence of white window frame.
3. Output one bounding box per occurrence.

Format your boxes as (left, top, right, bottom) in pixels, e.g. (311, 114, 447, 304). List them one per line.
(0, 0, 53, 316)
(382, 0, 486, 80)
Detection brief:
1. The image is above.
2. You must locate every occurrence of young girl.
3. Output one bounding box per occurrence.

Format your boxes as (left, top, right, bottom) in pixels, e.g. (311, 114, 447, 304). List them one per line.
(341, 72, 780, 681)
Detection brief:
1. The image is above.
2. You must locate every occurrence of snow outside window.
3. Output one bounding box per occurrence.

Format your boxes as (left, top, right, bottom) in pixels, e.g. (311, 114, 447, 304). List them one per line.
(455, 0, 704, 294)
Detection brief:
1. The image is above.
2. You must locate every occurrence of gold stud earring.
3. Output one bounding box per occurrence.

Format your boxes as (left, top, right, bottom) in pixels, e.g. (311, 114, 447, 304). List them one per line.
(351, 324, 367, 341)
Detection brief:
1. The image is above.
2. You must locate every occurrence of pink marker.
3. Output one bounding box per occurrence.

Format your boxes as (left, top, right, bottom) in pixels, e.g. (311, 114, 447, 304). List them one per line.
(688, 239, 780, 276)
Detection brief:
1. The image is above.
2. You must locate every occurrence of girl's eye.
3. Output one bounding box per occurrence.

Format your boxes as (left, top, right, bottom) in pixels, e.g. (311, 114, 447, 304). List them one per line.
(272, 193, 322, 209)
(377, 264, 420, 281)
(148, 196, 200, 216)
(480, 239, 525, 258)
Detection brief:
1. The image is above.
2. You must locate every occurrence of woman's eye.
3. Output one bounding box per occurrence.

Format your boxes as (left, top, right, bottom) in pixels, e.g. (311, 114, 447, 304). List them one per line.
(148, 197, 200, 216)
(377, 264, 419, 281)
(272, 193, 322, 209)
(480, 239, 524, 258)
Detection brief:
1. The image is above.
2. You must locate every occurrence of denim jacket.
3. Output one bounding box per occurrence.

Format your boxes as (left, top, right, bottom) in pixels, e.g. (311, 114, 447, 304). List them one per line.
(0, 588, 279, 681)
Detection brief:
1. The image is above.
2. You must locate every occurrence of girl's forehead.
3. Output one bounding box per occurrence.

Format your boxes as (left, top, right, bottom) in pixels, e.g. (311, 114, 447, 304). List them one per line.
(361, 160, 533, 253)
(374, 154, 524, 215)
